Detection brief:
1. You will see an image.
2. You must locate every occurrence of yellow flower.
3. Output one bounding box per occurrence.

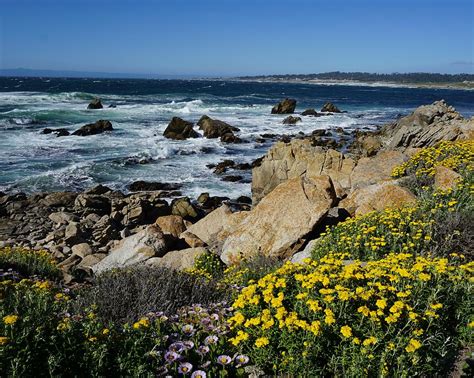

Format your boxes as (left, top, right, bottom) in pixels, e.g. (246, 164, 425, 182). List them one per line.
(255, 337, 270, 348)
(0, 336, 9, 345)
(3, 315, 19, 325)
(376, 299, 387, 309)
(362, 336, 377, 346)
(340, 325, 352, 338)
(405, 338, 422, 353)
(133, 317, 150, 329)
(102, 328, 110, 336)
(88, 337, 98, 342)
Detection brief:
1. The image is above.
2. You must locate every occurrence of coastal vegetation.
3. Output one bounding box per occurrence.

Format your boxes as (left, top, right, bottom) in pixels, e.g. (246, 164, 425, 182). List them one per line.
(238, 72, 474, 88)
(1, 136, 473, 376)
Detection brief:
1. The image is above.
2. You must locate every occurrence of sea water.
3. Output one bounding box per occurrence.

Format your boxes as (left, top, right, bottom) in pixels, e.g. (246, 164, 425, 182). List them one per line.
(1, 77, 473, 198)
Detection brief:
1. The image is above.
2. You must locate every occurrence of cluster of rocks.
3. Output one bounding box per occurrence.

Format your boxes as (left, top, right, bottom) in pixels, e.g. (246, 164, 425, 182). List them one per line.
(271, 98, 343, 121)
(42, 120, 114, 138)
(163, 115, 242, 143)
(2, 99, 472, 283)
(87, 98, 116, 109)
(0, 182, 250, 283)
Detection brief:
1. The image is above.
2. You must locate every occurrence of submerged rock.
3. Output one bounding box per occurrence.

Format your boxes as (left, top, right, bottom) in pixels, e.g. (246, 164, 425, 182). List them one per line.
(163, 117, 199, 140)
(271, 98, 297, 114)
(42, 128, 70, 137)
(72, 120, 113, 136)
(283, 116, 302, 124)
(301, 109, 320, 116)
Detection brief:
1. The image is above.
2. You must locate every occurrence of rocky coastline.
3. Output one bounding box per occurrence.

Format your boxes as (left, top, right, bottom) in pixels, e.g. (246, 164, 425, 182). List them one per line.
(1, 99, 472, 284)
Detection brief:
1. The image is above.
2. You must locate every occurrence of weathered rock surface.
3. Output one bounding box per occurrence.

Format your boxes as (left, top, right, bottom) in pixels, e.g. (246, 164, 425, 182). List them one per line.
(283, 116, 302, 124)
(155, 215, 186, 238)
(92, 225, 167, 273)
(146, 247, 207, 271)
(184, 204, 236, 246)
(434, 166, 462, 191)
(271, 98, 296, 114)
(163, 117, 199, 140)
(321, 102, 342, 113)
(380, 100, 473, 150)
(252, 139, 355, 203)
(221, 175, 336, 264)
(350, 150, 407, 189)
(72, 120, 113, 136)
(339, 182, 417, 217)
(87, 98, 103, 109)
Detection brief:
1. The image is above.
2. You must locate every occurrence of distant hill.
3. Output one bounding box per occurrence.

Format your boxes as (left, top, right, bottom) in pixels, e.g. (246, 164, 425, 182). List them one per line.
(237, 71, 474, 84)
(0, 68, 199, 79)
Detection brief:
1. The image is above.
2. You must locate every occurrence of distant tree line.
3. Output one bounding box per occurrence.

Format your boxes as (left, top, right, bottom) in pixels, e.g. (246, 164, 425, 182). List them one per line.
(237, 71, 474, 83)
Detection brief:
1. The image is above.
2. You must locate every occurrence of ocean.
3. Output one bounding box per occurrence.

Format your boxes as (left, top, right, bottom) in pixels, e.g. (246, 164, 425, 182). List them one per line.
(1, 77, 473, 198)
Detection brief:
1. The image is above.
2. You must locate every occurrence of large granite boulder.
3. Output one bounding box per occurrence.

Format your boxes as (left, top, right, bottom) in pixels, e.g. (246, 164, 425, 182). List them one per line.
(321, 102, 342, 113)
(339, 182, 416, 217)
(221, 175, 336, 264)
(380, 100, 473, 149)
(163, 117, 199, 140)
(271, 98, 297, 114)
(251, 139, 355, 203)
(183, 204, 247, 247)
(197, 115, 240, 138)
(92, 225, 167, 274)
(87, 98, 103, 109)
(72, 120, 113, 136)
(350, 150, 407, 189)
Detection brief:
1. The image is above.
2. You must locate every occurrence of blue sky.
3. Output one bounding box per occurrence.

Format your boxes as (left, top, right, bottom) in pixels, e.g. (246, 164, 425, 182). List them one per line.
(0, 0, 472, 76)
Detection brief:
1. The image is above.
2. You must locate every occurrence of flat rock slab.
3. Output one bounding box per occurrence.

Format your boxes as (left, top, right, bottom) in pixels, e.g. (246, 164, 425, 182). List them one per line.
(221, 175, 336, 265)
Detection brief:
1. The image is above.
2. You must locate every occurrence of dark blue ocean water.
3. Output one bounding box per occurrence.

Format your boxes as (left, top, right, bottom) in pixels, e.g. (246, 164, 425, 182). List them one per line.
(1, 77, 473, 197)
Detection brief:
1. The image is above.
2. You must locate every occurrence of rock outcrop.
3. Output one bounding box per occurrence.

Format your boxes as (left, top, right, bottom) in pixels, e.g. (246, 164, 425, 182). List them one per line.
(72, 120, 113, 136)
(378, 100, 473, 150)
(92, 225, 167, 274)
(339, 182, 416, 217)
(197, 115, 240, 138)
(163, 117, 199, 140)
(87, 98, 103, 109)
(301, 109, 320, 117)
(221, 175, 336, 264)
(271, 98, 296, 114)
(252, 139, 355, 203)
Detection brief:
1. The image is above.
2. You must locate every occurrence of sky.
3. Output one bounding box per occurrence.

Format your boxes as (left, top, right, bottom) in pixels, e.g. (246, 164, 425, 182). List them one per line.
(0, 0, 473, 76)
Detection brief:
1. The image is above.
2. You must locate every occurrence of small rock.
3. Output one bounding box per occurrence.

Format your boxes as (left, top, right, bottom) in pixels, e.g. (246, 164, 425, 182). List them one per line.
(87, 98, 103, 109)
(72, 120, 113, 136)
(71, 243, 93, 258)
(271, 98, 297, 114)
(163, 117, 199, 140)
(321, 102, 342, 113)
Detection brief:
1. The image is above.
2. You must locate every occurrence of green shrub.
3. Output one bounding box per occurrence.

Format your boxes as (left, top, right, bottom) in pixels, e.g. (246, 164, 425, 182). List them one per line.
(0, 247, 61, 280)
(75, 266, 230, 323)
(0, 278, 247, 376)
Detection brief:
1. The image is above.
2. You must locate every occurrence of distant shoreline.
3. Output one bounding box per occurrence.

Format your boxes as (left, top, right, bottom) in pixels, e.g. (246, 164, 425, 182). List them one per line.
(230, 77, 474, 91)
